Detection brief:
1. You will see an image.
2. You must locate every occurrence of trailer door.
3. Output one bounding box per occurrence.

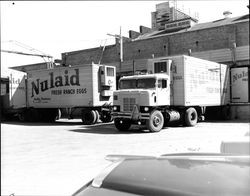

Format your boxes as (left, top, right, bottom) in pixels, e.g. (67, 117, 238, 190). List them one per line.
(231, 67, 249, 103)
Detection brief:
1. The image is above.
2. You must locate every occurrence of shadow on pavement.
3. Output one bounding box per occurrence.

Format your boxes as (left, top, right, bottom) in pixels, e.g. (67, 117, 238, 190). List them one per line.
(69, 124, 151, 135)
(1, 120, 84, 126)
(204, 119, 250, 123)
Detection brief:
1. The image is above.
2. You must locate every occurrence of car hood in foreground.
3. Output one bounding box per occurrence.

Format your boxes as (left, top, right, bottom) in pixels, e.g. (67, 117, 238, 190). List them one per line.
(74, 154, 250, 196)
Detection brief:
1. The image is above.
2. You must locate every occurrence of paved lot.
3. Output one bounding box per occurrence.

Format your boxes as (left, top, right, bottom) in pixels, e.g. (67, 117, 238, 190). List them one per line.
(1, 119, 249, 196)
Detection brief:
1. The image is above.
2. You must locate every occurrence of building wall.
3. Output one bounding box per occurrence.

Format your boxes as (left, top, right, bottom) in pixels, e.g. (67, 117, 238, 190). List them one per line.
(236, 21, 249, 46)
(62, 20, 249, 67)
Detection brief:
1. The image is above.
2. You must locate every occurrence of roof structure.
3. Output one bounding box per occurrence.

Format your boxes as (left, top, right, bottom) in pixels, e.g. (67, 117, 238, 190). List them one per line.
(10, 62, 49, 72)
(135, 14, 249, 41)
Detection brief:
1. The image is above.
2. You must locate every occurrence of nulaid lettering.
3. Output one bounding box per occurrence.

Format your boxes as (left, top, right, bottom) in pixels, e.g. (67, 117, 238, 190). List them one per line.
(31, 69, 80, 97)
(232, 70, 248, 83)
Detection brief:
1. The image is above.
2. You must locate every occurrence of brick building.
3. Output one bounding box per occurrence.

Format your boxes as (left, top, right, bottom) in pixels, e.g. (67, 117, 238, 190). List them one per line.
(61, 14, 249, 73)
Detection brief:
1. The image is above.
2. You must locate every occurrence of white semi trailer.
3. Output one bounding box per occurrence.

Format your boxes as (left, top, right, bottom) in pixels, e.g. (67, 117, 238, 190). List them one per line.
(2, 63, 116, 124)
(112, 55, 230, 132)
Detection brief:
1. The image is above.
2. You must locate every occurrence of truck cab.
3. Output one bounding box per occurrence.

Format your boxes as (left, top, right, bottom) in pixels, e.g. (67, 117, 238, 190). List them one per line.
(112, 72, 172, 132)
(114, 73, 170, 109)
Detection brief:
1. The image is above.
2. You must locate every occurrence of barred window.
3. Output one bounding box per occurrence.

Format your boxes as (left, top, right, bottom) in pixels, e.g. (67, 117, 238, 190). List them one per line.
(154, 62, 167, 73)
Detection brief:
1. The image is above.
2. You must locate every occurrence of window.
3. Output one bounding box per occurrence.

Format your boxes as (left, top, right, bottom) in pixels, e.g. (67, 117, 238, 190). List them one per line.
(158, 79, 167, 88)
(107, 67, 114, 76)
(1, 84, 7, 95)
(119, 78, 156, 90)
(119, 79, 137, 89)
(137, 78, 156, 89)
(154, 62, 167, 73)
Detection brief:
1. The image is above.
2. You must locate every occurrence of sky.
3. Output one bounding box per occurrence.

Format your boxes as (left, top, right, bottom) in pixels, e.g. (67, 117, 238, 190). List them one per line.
(1, 0, 249, 77)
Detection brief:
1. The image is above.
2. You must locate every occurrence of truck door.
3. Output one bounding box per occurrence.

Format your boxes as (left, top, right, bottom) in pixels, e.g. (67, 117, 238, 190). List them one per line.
(156, 78, 170, 106)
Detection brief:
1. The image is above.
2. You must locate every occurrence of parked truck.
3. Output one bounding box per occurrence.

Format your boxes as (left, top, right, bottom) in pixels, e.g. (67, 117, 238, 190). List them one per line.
(1, 63, 116, 124)
(112, 55, 230, 132)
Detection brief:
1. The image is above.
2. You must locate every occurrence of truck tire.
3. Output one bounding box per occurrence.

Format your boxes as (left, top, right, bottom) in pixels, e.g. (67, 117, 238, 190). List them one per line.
(114, 119, 131, 131)
(81, 110, 97, 125)
(94, 110, 100, 123)
(146, 110, 164, 132)
(100, 111, 112, 123)
(184, 107, 198, 126)
(18, 111, 27, 122)
(56, 109, 61, 120)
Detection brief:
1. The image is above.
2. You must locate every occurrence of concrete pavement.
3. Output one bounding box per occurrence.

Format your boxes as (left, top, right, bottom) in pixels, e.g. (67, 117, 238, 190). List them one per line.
(1, 119, 249, 196)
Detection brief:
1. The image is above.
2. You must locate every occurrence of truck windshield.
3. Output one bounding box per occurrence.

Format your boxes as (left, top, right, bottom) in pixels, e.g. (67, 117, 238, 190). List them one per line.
(119, 78, 156, 89)
(137, 78, 156, 89)
(119, 79, 137, 89)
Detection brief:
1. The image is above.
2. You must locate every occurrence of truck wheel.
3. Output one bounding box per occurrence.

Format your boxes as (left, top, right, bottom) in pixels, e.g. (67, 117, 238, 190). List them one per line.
(81, 110, 97, 125)
(146, 110, 164, 132)
(100, 112, 113, 123)
(114, 119, 131, 131)
(184, 107, 198, 126)
(94, 110, 100, 123)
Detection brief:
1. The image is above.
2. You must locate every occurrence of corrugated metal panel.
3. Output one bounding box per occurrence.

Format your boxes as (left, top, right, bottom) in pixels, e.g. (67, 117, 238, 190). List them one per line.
(107, 59, 148, 73)
(109, 46, 249, 74)
(134, 59, 148, 71)
(209, 49, 232, 62)
(192, 49, 232, 62)
(236, 46, 250, 61)
(192, 46, 249, 63)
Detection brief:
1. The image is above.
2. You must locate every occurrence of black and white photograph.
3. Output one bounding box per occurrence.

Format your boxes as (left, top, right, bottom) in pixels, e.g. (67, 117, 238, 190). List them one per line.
(1, 1, 249, 196)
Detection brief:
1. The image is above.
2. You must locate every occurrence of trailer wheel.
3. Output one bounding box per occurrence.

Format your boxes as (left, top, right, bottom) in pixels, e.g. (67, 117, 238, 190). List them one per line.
(81, 110, 97, 125)
(18, 111, 27, 122)
(56, 109, 61, 120)
(221, 106, 230, 120)
(100, 111, 113, 123)
(114, 119, 131, 131)
(146, 110, 164, 132)
(184, 107, 198, 126)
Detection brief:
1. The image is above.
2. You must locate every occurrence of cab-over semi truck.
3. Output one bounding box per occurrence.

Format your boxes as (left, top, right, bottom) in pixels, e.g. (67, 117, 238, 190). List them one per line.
(112, 55, 230, 132)
(2, 63, 116, 124)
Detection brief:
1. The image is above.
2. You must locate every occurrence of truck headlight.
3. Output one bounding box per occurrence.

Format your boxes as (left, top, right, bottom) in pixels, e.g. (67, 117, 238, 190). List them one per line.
(113, 106, 120, 112)
(140, 106, 149, 113)
(144, 107, 149, 112)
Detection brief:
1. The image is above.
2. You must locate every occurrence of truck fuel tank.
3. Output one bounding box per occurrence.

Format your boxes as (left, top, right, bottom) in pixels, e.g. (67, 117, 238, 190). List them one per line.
(165, 109, 181, 122)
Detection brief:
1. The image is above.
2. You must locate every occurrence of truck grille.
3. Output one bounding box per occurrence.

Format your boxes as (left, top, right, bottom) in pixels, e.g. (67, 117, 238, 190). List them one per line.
(123, 98, 136, 112)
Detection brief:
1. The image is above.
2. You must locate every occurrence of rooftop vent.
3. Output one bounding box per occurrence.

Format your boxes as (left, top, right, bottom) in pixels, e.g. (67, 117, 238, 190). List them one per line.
(223, 11, 232, 18)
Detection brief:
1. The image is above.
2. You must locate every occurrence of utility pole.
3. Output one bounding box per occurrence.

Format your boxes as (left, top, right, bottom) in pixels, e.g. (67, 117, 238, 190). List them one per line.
(107, 26, 123, 75)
